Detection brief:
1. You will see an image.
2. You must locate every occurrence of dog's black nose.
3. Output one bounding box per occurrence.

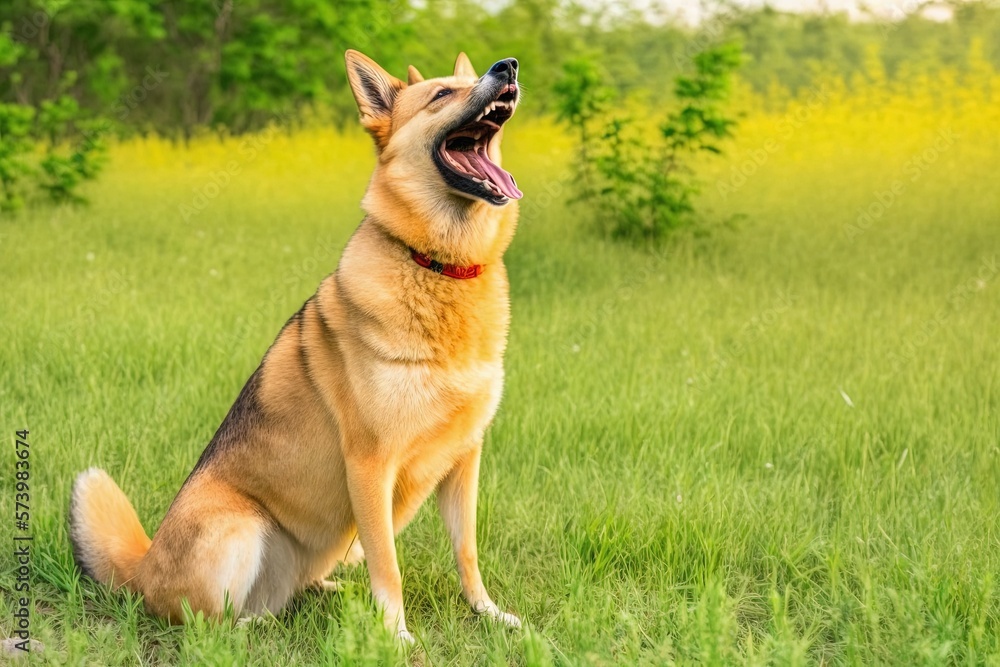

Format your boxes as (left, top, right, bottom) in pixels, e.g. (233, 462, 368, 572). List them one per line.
(488, 58, 518, 80)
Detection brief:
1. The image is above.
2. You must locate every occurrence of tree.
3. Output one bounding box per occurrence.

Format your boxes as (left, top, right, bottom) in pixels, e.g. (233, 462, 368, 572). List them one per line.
(0, 0, 409, 137)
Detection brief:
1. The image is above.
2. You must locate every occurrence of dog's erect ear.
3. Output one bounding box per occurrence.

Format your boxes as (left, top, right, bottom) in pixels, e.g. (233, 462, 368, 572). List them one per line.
(345, 50, 404, 118)
(407, 65, 424, 85)
(454, 52, 477, 78)
(345, 50, 405, 146)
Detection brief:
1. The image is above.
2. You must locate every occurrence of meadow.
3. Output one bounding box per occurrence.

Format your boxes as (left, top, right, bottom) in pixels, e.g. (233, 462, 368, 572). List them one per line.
(1, 72, 999, 665)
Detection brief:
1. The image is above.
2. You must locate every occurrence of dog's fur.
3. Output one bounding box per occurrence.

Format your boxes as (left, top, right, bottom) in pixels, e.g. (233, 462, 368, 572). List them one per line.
(69, 50, 522, 642)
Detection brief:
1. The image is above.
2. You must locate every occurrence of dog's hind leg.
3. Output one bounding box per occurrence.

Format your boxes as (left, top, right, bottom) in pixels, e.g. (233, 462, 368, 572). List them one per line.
(305, 533, 365, 595)
(311, 579, 344, 593)
(135, 475, 281, 622)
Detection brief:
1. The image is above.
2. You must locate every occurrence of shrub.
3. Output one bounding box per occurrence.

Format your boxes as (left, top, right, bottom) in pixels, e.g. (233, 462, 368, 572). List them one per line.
(0, 29, 106, 210)
(555, 43, 742, 240)
(38, 96, 108, 205)
(0, 102, 36, 211)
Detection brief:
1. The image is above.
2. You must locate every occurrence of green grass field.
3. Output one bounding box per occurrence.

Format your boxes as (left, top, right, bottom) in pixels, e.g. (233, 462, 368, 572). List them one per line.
(2, 86, 999, 665)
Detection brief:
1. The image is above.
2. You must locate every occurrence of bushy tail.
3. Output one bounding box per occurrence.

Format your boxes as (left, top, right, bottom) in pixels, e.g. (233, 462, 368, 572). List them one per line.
(69, 467, 151, 588)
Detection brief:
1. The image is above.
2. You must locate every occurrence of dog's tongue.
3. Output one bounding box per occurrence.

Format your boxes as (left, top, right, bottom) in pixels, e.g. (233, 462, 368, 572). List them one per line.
(470, 148, 522, 199)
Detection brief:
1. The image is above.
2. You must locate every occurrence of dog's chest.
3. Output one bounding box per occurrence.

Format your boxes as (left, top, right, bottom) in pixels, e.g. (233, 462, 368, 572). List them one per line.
(358, 351, 503, 449)
(332, 263, 509, 449)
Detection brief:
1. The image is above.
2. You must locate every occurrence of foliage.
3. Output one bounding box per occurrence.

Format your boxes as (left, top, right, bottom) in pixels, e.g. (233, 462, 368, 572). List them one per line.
(0, 0, 999, 210)
(2, 1, 1000, 136)
(0, 102, 35, 211)
(38, 136, 107, 205)
(552, 58, 614, 131)
(0, 28, 31, 210)
(0, 93, 104, 211)
(552, 57, 614, 200)
(0, 29, 106, 210)
(37, 96, 108, 204)
(0, 0, 408, 137)
(556, 43, 742, 240)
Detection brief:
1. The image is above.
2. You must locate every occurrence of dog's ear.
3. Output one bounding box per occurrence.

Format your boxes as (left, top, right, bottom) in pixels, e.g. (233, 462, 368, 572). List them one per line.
(407, 65, 424, 85)
(345, 50, 405, 148)
(454, 52, 477, 78)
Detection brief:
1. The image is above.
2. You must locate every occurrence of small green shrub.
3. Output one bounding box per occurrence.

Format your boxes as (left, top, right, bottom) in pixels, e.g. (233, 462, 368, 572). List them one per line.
(0, 102, 36, 211)
(0, 30, 107, 211)
(0, 95, 109, 210)
(38, 96, 108, 204)
(554, 43, 742, 240)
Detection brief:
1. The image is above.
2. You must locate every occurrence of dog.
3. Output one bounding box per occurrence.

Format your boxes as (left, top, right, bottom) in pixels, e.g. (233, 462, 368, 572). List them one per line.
(70, 50, 524, 643)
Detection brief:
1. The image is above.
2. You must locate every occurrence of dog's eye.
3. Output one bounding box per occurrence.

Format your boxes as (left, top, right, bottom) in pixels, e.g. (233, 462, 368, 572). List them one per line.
(433, 89, 453, 101)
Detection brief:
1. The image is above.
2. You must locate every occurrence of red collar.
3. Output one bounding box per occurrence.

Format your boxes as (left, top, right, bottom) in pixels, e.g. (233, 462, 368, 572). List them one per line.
(410, 248, 484, 279)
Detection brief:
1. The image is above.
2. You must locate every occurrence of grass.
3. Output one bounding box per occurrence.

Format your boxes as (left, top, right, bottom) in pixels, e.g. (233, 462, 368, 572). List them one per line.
(1, 76, 999, 665)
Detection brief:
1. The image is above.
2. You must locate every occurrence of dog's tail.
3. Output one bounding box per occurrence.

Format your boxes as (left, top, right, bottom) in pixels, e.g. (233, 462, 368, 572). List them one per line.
(69, 467, 151, 588)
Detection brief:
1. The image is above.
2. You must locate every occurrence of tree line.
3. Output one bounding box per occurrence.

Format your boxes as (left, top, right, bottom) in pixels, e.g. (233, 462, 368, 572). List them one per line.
(3, 0, 999, 138)
(2, 1, 998, 212)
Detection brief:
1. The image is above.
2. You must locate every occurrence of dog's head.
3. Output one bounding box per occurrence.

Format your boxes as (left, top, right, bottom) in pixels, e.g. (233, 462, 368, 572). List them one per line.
(346, 50, 522, 208)
(344, 50, 522, 262)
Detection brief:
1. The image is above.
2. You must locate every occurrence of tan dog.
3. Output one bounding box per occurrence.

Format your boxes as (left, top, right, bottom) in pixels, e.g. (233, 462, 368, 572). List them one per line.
(70, 50, 524, 643)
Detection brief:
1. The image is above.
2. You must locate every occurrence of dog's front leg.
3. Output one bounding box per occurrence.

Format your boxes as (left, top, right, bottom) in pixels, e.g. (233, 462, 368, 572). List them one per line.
(345, 455, 412, 643)
(438, 446, 521, 628)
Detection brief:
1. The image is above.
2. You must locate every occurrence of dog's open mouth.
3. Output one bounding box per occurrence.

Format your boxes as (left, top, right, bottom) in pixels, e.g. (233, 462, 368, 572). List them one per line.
(435, 83, 522, 205)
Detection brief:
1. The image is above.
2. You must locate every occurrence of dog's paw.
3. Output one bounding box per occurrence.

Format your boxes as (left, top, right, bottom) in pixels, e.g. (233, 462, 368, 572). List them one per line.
(473, 600, 522, 629)
(314, 579, 343, 593)
(343, 540, 365, 566)
(396, 629, 416, 645)
(236, 615, 269, 628)
(493, 610, 522, 628)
